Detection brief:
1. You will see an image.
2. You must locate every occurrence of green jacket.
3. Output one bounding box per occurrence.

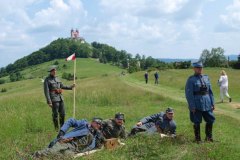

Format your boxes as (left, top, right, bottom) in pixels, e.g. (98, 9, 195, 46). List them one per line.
(102, 119, 126, 139)
(44, 75, 72, 103)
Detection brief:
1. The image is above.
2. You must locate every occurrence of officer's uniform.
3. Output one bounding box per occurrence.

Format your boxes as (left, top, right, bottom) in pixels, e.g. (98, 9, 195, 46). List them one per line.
(185, 61, 215, 142)
(44, 66, 73, 130)
(130, 108, 176, 136)
(102, 113, 126, 139)
(33, 118, 104, 158)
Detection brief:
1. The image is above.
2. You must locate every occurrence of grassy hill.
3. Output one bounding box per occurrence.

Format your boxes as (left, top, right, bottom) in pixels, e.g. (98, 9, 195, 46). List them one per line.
(0, 58, 239, 159)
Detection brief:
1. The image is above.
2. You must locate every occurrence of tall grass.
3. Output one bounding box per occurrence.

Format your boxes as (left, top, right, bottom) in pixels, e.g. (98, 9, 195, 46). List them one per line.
(0, 59, 239, 159)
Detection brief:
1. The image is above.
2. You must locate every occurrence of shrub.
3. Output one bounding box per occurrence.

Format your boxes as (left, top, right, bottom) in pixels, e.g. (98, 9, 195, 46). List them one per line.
(62, 72, 76, 81)
(0, 79, 5, 84)
(1, 88, 7, 92)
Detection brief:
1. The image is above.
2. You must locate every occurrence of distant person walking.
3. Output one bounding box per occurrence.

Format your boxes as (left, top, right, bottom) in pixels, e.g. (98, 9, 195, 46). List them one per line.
(44, 66, 75, 131)
(144, 72, 148, 84)
(218, 70, 231, 103)
(185, 61, 215, 143)
(154, 71, 159, 84)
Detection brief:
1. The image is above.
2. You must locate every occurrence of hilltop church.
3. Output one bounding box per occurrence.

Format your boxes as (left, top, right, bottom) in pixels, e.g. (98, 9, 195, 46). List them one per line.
(70, 29, 85, 43)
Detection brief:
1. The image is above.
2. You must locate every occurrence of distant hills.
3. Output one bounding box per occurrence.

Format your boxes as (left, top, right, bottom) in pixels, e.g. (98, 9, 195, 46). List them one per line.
(227, 54, 239, 61)
(159, 54, 239, 63)
(159, 58, 197, 63)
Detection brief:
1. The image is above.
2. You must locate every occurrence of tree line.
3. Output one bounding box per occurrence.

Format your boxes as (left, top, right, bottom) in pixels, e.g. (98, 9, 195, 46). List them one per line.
(0, 38, 239, 82)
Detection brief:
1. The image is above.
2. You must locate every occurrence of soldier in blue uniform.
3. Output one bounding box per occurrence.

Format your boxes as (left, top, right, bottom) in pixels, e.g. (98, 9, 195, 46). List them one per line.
(33, 117, 105, 158)
(44, 66, 75, 130)
(129, 107, 176, 136)
(185, 61, 215, 142)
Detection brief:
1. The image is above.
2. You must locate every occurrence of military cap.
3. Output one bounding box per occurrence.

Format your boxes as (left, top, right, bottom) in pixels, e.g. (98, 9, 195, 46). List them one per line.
(115, 112, 124, 120)
(92, 117, 103, 125)
(166, 107, 174, 113)
(192, 61, 203, 68)
(48, 65, 57, 72)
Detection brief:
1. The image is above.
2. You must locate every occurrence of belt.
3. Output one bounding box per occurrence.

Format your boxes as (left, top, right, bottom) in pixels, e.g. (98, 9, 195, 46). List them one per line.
(50, 89, 62, 94)
(194, 91, 209, 95)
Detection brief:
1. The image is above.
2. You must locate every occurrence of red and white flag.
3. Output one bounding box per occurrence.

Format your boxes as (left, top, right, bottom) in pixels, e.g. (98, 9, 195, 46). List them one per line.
(66, 53, 76, 61)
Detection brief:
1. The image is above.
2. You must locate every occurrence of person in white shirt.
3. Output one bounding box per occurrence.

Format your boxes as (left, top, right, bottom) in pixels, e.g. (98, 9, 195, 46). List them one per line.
(218, 70, 231, 103)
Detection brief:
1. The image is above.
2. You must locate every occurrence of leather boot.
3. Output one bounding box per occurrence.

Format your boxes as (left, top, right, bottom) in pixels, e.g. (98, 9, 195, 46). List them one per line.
(60, 115, 65, 127)
(194, 124, 201, 143)
(205, 123, 213, 142)
(53, 118, 59, 131)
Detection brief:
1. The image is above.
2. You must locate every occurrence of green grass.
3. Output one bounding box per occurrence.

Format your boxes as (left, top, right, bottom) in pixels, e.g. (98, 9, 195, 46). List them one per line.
(0, 59, 239, 159)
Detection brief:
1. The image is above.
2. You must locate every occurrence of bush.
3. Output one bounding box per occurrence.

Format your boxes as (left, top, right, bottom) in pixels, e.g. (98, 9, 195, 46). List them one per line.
(62, 72, 76, 81)
(1, 88, 7, 92)
(0, 79, 5, 84)
(53, 61, 59, 65)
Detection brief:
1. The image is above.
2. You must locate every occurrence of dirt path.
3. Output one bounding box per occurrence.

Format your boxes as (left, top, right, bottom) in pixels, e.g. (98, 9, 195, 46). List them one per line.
(121, 76, 240, 121)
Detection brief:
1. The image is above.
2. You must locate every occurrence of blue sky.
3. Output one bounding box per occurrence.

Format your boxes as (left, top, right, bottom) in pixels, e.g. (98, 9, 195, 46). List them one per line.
(0, 0, 240, 67)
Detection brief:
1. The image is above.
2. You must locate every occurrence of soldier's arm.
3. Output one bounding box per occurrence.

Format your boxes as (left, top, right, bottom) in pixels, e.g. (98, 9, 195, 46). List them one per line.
(208, 77, 215, 107)
(142, 113, 163, 124)
(185, 78, 195, 111)
(170, 121, 177, 135)
(43, 78, 51, 104)
(60, 82, 74, 90)
(119, 126, 127, 139)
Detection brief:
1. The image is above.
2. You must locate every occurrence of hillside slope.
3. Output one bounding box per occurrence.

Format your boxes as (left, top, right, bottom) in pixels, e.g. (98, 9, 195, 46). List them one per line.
(0, 59, 239, 160)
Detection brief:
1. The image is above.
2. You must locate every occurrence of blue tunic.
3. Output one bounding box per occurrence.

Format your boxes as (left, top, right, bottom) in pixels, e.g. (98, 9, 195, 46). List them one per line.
(185, 74, 214, 111)
(141, 112, 176, 135)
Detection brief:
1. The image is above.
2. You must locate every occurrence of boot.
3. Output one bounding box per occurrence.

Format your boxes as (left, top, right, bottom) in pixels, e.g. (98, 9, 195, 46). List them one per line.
(229, 98, 232, 103)
(205, 123, 213, 142)
(60, 115, 65, 127)
(194, 124, 201, 143)
(53, 118, 59, 131)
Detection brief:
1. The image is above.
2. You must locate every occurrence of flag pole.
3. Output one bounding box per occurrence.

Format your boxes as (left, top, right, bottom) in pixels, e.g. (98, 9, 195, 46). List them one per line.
(73, 56, 76, 118)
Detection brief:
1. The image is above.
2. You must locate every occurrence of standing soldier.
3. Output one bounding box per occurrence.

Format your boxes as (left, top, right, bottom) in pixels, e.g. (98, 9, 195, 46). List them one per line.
(44, 66, 75, 131)
(185, 61, 215, 143)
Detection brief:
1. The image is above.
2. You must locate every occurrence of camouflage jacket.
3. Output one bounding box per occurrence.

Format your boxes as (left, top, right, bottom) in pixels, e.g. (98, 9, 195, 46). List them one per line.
(102, 119, 126, 139)
(44, 75, 72, 103)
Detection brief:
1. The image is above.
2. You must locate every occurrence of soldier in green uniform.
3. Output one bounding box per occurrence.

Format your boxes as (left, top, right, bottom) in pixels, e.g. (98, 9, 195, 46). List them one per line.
(101, 113, 127, 139)
(44, 66, 75, 130)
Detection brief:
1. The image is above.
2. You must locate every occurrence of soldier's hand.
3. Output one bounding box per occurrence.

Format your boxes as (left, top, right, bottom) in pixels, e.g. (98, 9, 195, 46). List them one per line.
(57, 130, 65, 139)
(191, 109, 196, 113)
(136, 122, 142, 126)
(72, 83, 76, 88)
(48, 103, 53, 108)
(212, 106, 215, 110)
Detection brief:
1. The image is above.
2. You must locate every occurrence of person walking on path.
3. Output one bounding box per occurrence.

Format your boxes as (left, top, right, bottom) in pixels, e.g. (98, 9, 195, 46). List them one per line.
(154, 71, 159, 84)
(144, 72, 148, 84)
(218, 70, 232, 103)
(44, 66, 75, 131)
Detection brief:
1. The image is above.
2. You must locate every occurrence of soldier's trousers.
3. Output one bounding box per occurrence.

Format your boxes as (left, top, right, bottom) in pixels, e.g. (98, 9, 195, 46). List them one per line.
(190, 110, 215, 125)
(52, 101, 65, 129)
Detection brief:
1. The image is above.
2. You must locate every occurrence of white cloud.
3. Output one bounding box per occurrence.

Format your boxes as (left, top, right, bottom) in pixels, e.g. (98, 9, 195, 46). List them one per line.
(0, 0, 239, 67)
(220, 0, 240, 30)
